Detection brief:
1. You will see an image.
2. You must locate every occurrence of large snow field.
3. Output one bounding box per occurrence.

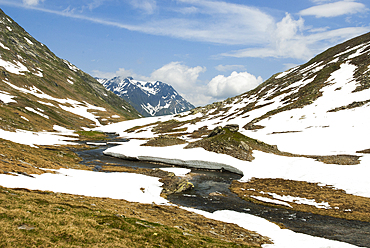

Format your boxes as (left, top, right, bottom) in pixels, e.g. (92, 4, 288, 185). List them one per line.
(0, 168, 168, 204)
(0, 123, 365, 247)
(245, 62, 370, 155)
(103, 139, 370, 198)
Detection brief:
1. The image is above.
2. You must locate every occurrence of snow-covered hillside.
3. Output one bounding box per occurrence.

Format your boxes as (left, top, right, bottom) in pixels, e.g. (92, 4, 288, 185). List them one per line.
(99, 32, 370, 155)
(97, 76, 194, 117)
(97, 32, 370, 214)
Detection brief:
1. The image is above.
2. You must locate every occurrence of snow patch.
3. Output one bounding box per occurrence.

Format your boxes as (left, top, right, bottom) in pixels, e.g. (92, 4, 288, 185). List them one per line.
(0, 168, 168, 204)
(0, 90, 16, 104)
(63, 60, 78, 72)
(24, 37, 33, 45)
(0, 42, 10, 50)
(256, 192, 332, 209)
(5, 81, 106, 127)
(275, 66, 299, 79)
(251, 195, 293, 208)
(20, 116, 29, 122)
(25, 107, 49, 119)
(0, 58, 29, 75)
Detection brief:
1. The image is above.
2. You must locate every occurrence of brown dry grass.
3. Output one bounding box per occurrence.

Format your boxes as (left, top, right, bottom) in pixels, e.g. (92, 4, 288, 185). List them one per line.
(0, 138, 88, 176)
(141, 136, 187, 147)
(151, 120, 188, 134)
(0, 138, 270, 247)
(0, 185, 270, 247)
(230, 178, 370, 222)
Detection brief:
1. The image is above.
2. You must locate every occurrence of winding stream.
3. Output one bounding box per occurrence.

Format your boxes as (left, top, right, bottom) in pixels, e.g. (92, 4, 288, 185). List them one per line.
(76, 141, 370, 247)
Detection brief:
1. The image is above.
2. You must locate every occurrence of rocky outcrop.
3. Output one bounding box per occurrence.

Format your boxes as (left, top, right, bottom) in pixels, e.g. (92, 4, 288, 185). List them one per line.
(208, 124, 239, 137)
(186, 126, 255, 162)
(224, 124, 239, 132)
(161, 177, 194, 197)
(207, 126, 226, 137)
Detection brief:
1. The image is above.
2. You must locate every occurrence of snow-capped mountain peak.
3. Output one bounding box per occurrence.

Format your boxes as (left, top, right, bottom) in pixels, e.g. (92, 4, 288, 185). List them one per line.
(97, 76, 194, 117)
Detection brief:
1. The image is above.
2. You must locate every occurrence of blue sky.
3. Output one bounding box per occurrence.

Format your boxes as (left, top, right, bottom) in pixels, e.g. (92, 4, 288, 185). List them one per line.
(0, 0, 369, 105)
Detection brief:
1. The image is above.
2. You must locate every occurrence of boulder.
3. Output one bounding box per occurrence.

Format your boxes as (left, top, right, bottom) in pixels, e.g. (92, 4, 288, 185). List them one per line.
(208, 126, 225, 137)
(175, 180, 194, 193)
(224, 124, 239, 132)
(239, 141, 250, 151)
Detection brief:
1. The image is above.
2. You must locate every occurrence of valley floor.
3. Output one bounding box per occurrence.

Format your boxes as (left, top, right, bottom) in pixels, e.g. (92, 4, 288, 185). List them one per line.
(0, 125, 368, 247)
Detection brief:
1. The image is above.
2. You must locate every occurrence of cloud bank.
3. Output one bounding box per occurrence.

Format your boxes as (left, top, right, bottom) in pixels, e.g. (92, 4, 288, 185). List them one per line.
(6, 0, 370, 62)
(220, 12, 369, 61)
(300, 1, 367, 18)
(92, 62, 263, 106)
(207, 71, 263, 99)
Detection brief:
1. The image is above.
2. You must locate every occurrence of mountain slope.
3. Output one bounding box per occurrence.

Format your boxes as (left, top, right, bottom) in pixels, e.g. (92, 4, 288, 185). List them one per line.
(97, 32, 370, 227)
(99, 31, 370, 157)
(180, 31, 370, 156)
(0, 9, 140, 132)
(97, 76, 194, 117)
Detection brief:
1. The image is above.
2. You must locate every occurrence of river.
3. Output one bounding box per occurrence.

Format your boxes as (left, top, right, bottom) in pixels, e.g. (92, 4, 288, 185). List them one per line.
(75, 140, 370, 247)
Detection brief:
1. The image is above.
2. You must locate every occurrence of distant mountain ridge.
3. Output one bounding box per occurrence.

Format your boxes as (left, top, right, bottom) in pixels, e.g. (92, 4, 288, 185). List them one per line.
(97, 76, 195, 117)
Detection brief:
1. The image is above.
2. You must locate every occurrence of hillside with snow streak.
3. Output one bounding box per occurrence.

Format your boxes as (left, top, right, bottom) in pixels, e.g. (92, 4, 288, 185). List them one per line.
(0, 9, 140, 134)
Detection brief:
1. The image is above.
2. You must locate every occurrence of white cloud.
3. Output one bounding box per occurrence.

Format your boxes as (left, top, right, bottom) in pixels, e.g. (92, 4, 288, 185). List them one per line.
(308, 26, 330, 33)
(22, 0, 44, 6)
(12, 0, 274, 45)
(300, 1, 367, 18)
(220, 14, 311, 60)
(91, 63, 263, 106)
(86, 0, 108, 11)
(135, 0, 275, 45)
(115, 68, 138, 78)
(310, 0, 336, 3)
(129, 0, 157, 14)
(207, 71, 263, 99)
(175, 6, 198, 14)
(149, 61, 206, 92)
(148, 62, 213, 106)
(219, 13, 370, 61)
(215, 64, 246, 72)
(6, 0, 370, 62)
